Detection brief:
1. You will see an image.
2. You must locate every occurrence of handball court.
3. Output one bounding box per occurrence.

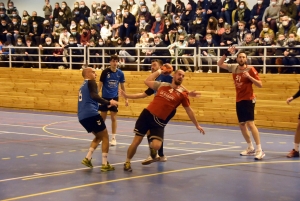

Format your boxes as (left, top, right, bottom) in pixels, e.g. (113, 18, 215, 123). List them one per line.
(0, 108, 300, 201)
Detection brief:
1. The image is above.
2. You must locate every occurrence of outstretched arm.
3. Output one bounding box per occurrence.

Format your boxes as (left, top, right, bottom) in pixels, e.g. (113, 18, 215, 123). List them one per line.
(287, 89, 300, 104)
(184, 106, 205, 134)
(119, 89, 148, 99)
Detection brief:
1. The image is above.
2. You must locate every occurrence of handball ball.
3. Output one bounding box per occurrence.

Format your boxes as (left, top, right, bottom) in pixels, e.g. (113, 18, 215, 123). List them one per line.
(161, 64, 173, 75)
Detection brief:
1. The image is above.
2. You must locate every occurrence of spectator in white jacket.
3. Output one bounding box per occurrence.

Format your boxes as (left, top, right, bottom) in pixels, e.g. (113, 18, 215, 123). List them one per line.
(149, 0, 162, 17)
(100, 20, 112, 40)
(129, 0, 139, 18)
(59, 28, 71, 47)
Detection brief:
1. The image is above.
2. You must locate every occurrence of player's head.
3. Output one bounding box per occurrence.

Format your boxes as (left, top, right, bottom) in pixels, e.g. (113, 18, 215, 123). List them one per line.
(151, 59, 163, 73)
(82, 67, 97, 80)
(110, 55, 119, 68)
(173, 69, 185, 86)
(236, 51, 247, 67)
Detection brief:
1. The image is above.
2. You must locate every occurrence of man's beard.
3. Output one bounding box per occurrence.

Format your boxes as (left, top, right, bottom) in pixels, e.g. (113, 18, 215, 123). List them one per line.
(174, 80, 182, 86)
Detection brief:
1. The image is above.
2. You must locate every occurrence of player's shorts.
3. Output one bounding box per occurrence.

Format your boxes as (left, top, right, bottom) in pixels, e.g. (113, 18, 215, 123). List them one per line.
(79, 114, 106, 133)
(134, 109, 169, 142)
(236, 99, 255, 123)
(98, 97, 119, 113)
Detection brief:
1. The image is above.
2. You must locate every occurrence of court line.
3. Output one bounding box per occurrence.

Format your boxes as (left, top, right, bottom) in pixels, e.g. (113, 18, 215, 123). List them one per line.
(2, 160, 299, 201)
(0, 146, 239, 183)
(22, 171, 76, 181)
(0, 111, 294, 136)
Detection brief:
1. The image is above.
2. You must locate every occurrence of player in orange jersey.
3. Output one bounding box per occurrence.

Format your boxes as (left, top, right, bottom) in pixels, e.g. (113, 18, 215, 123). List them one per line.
(123, 69, 205, 172)
(218, 46, 264, 160)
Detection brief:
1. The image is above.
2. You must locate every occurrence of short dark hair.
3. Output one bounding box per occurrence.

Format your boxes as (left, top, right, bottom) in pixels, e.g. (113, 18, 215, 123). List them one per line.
(237, 50, 247, 57)
(110, 55, 119, 61)
(151, 59, 163, 66)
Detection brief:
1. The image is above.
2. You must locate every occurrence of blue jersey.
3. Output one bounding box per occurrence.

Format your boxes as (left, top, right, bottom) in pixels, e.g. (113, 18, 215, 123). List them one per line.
(77, 80, 99, 121)
(144, 74, 173, 96)
(100, 68, 125, 98)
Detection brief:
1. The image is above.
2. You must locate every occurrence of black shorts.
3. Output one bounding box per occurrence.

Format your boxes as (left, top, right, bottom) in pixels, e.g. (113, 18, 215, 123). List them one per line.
(79, 114, 106, 133)
(98, 97, 119, 113)
(236, 100, 255, 123)
(134, 109, 168, 142)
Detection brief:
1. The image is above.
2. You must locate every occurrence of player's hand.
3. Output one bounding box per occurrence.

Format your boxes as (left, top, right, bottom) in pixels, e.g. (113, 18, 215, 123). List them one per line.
(188, 90, 201, 98)
(125, 99, 129, 106)
(197, 125, 205, 135)
(118, 89, 127, 98)
(286, 97, 293, 104)
(109, 99, 118, 107)
(243, 71, 250, 78)
(228, 46, 235, 53)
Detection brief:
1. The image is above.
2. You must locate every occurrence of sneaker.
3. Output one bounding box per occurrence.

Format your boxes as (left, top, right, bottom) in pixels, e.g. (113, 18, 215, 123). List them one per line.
(287, 149, 300, 158)
(81, 158, 93, 168)
(101, 162, 115, 172)
(254, 150, 265, 160)
(240, 147, 255, 156)
(141, 154, 160, 165)
(207, 70, 212, 73)
(158, 155, 167, 162)
(110, 138, 117, 146)
(124, 162, 132, 172)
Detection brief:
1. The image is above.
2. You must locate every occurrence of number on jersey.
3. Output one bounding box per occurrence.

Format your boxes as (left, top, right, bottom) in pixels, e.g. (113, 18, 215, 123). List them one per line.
(79, 90, 82, 101)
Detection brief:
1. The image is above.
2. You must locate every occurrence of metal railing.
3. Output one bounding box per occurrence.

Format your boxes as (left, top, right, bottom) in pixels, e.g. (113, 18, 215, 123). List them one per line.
(0, 45, 297, 73)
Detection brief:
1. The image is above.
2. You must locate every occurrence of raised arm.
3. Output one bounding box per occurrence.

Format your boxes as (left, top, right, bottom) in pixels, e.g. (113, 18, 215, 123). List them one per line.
(217, 46, 236, 70)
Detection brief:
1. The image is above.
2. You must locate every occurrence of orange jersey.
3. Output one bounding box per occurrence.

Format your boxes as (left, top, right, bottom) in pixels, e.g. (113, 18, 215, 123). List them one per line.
(147, 82, 190, 120)
(227, 64, 260, 102)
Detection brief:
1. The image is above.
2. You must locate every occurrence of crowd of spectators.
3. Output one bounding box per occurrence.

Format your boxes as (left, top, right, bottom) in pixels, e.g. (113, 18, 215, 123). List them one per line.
(0, 0, 300, 73)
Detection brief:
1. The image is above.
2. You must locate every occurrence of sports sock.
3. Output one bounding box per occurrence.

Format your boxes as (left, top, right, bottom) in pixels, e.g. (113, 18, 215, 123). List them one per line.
(248, 142, 254, 150)
(86, 147, 95, 160)
(294, 143, 299, 152)
(256, 144, 262, 152)
(112, 134, 116, 139)
(158, 142, 164, 157)
(126, 158, 131, 163)
(102, 153, 108, 165)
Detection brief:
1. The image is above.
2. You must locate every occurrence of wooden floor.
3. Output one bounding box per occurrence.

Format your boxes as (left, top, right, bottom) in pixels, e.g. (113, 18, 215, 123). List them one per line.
(0, 68, 300, 130)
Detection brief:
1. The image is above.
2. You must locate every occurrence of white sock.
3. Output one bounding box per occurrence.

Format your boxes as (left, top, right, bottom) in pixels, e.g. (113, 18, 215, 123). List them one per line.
(112, 134, 116, 139)
(248, 142, 254, 150)
(102, 153, 108, 165)
(294, 143, 299, 152)
(86, 147, 95, 160)
(256, 144, 262, 151)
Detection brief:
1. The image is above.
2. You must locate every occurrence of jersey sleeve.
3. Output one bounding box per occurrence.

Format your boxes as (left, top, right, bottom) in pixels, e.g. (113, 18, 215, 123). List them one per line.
(119, 71, 125, 83)
(249, 67, 260, 80)
(226, 64, 236, 73)
(88, 80, 110, 105)
(181, 92, 190, 107)
(99, 69, 107, 83)
(144, 87, 155, 96)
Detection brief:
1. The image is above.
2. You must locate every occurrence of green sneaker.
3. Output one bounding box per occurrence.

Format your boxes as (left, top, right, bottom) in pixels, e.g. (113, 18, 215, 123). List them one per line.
(124, 162, 132, 172)
(81, 158, 93, 168)
(150, 148, 157, 160)
(101, 162, 115, 172)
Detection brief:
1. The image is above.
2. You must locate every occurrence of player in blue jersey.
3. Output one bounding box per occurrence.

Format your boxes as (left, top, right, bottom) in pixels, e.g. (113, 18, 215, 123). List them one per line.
(119, 59, 200, 165)
(98, 55, 128, 146)
(78, 67, 118, 172)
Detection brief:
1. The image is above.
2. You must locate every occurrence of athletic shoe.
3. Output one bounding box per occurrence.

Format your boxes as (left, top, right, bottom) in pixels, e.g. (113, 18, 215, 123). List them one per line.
(141, 154, 160, 165)
(254, 150, 265, 160)
(240, 147, 255, 156)
(101, 162, 115, 172)
(158, 155, 167, 162)
(81, 158, 93, 168)
(207, 70, 212, 73)
(287, 149, 300, 158)
(124, 162, 132, 172)
(110, 138, 117, 146)
(150, 148, 157, 159)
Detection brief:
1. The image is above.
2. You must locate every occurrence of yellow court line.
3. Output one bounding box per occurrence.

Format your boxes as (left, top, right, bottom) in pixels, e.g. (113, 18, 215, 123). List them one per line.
(68, 150, 76, 152)
(3, 160, 300, 201)
(56, 151, 63, 154)
(16, 156, 24, 158)
(22, 171, 75, 181)
(2, 158, 10, 160)
(42, 120, 75, 137)
(43, 153, 51, 155)
(30, 154, 38, 157)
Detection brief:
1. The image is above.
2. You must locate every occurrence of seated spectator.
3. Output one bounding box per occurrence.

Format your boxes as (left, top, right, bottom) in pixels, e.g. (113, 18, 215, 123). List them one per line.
(175, 25, 187, 42)
(24, 37, 38, 68)
(100, 1, 112, 16)
(80, 27, 90, 46)
(89, 27, 100, 42)
(29, 21, 43, 45)
(163, 17, 177, 45)
(278, 15, 297, 38)
(6, 0, 18, 19)
(72, 7, 86, 24)
(181, 4, 195, 32)
(60, 1, 72, 23)
(10, 10, 21, 22)
(174, 15, 188, 33)
(59, 28, 71, 47)
(79, 1, 90, 22)
(150, 13, 164, 37)
(259, 23, 275, 42)
(19, 19, 30, 42)
(105, 9, 115, 26)
(168, 34, 187, 66)
(129, 0, 139, 18)
(206, 0, 222, 21)
(95, 38, 105, 65)
(88, 39, 99, 69)
(39, 36, 54, 68)
(220, 0, 236, 25)
(138, 4, 152, 24)
(57, 9, 69, 28)
(249, 23, 260, 43)
(0, 9, 11, 23)
(236, 21, 249, 45)
(77, 19, 89, 34)
(258, 32, 276, 73)
(233, 1, 251, 31)
(119, 8, 136, 39)
(274, 33, 288, 74)
(259, 0, 280, 32)
(163, 0, 176, 19)
(63, 36, 83, 69)
(181, 34, 199, 72)
(100, 20, 112, 41)
(13, 37, 25, 67)
(149, 0, 162, 22)
(216, 17, 225, 44)
(52, 20, 64, 43)
(0, 19, 12, 43)
(206, 16, 218, 41)
(281, 0, 297, 21)
(104, 37, 116, 64)
(52, 42, 64, 68)
(119, 37, 136, 67)
(239, 33, 259, 67)
(133, 15, 151, 44)
(41, 20, 52, 44)
(190, 17, 206, 41)
(220, 24, 236, 54)
(29, 11, 44, 26)
(7, 18, 20, 45)
(249, 0, 266, 31)
(282, 32, 300, 74)
(70, 27, 81, 43)
(88, 7, 104, 32)
(199, 33, 218, 73)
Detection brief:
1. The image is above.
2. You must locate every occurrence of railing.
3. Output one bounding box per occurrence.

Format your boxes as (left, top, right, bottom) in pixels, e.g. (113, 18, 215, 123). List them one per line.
(0, 45, 297, 73)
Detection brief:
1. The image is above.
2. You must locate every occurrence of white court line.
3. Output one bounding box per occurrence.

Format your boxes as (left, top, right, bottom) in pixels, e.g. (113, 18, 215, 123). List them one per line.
(0, 110, 294, 136)
(0, 145, 240, 183)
